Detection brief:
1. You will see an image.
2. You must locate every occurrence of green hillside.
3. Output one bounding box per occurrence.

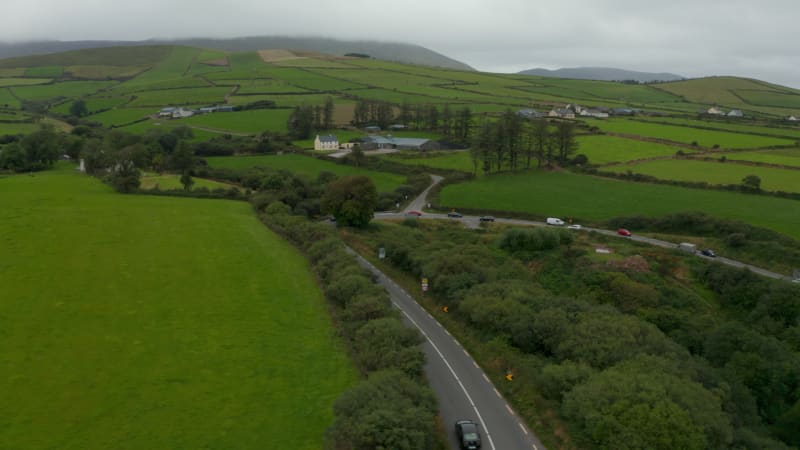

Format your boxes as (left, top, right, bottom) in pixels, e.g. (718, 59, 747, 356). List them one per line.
(0, 166, 357, 449)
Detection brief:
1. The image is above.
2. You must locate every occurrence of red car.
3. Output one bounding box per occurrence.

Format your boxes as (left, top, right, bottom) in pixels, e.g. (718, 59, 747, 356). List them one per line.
(617, 228, 632, 237)
(406, 210, 423, 217)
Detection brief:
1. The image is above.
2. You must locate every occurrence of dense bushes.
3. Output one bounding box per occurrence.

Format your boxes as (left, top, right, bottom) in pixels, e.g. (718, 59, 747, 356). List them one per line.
(258, 206, 438, 449)
(357, 221, 800, 449)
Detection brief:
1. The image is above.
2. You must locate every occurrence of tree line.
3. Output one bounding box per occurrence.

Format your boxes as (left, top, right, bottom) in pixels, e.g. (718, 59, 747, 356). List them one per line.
(470, 110, 582, 174)
(352, 99, 474, 144)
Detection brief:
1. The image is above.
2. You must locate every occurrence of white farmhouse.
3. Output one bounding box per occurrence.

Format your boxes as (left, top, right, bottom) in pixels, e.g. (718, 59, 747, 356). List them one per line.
(314, 134, 339, 150)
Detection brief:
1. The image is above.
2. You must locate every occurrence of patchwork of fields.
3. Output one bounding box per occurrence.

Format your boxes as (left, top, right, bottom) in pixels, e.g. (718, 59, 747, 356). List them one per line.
(0, 167, 356, 449)
(438, 170, 800, 239)
(206, 154, 407, 192)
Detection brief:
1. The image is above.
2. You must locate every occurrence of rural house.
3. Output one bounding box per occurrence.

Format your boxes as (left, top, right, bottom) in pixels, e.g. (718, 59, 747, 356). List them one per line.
(786, 115, 798, 122)
(314, 134, 339, 150)
(706, 107, 726, 115)
(727, 109, 744, 118)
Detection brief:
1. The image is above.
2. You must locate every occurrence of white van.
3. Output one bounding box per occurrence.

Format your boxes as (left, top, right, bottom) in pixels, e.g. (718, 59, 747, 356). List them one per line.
(546, 217, 565, 226)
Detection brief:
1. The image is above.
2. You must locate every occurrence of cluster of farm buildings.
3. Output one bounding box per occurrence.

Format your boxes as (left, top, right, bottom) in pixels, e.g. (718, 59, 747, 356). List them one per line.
(157, 105, 236, 119)
(314, 133, 439, 151)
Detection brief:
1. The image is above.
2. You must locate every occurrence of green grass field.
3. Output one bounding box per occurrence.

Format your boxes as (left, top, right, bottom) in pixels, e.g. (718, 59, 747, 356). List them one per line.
(24, 66, 63, 77)
(0, 78, 52, 88)
(10, 81, 117, 101)
(382, 150, 476, 173)
(0, 122, 41, 135)
(608, 159, 800, 193)
(50, 96, 131, 115)
(205, 154, 406, 192)
(139, 173, 238, 190)
(0, 88, 21, 109)
(127, 87, 232, 107)
(596, 119, 795, 149)
(180, 108, 293, 134)
(439, 170, 800, 239)
(577, 135, 686, 164)
(714, 148, 800, 167)
(0, 167, 357, 449)
(636, 117, 800, 140)
(83, 108, 152, 127)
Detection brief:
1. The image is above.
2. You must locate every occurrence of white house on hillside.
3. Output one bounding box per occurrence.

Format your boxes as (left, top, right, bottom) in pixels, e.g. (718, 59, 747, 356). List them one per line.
(706, 107, 726, 115)
(314, 134, 339, 150)
(787, 116, 798, 122)
(727, 109, 744, 118)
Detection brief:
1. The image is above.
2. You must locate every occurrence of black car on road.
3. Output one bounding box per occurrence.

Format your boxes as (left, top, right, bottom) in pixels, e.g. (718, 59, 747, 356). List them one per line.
(455, 420, 482, 449)
(447, 211, 463, 218)
(701, 249, 717, 257)
(479, 216, 495, 222)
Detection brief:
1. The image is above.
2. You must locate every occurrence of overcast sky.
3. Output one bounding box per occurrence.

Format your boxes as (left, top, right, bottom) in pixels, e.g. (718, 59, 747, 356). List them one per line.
(4, 0, 799, 87)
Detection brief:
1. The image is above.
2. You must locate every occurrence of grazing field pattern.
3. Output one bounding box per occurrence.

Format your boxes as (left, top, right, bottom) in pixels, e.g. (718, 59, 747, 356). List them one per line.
(439, 170, 800, 239)
(608, 159, 800, 193)
(596, 119, 795, 149)
(714, 148, 800, 167)
(205, 154, 406, 192)
(577, 135, 685, 164)
(0, 167, 357, 449)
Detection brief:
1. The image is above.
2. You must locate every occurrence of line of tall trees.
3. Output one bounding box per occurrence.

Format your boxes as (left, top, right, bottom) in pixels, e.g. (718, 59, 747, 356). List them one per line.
(287, 96, 335, 140)
(470, 110, 581, 175)
(352, 98, 473, 144)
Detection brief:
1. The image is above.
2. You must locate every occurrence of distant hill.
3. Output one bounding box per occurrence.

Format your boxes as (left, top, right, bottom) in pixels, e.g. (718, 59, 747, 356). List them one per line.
(518, 67, 684, 83)
(0, 36, 474, 71)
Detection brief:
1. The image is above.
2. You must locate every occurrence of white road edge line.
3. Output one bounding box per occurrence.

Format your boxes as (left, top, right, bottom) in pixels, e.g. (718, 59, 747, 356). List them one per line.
(397, 308, 497, 450)
(506, 404, 514, 415)
(519, 423, 528, 435)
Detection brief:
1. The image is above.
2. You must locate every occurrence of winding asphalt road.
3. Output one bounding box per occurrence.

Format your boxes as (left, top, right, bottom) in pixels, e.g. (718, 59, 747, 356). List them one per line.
(348, 249, 546, 450)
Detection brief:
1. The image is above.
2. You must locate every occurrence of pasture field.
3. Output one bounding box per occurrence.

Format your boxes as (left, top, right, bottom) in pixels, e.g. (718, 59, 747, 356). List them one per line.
(139, 173, 238, 190)
(734, 89, 800, 109)
(227, 93, 346, 108)
(231, 78, 311, 94)
(0, 122, 40, 135)
(180, 108, 293, 134)
(714, 148, 800, 167)
(346, 88, 440, 105)
(50, 96, 131, 115)
(114, 76, 212, 94)
(10, 80, 117, 101)
(127, 86, 232, 107)
(118, 120, 220, 141)
(577, 135, 685, 164)
(596, 119, 795, 149)
(64, 65, 149, 79)
(0, 46, 171, 70)
(264, 67, 366, 91)
(381, 150, 475, 173)
(205, 154, 406, 192)
(0, 68, 26, 77)
(655, 77, 800, 116)
(439, 170, 800, 239)
(0, 167, 357, 449)
(608, 159, 800, 193)
(24, 66, 63, 77)
(636, 117, 800, 139)
(273, 57, 356, 69)
(0, 88, 21, 109)
(84, 108, 152, 127)
(117, 46, 200, 89)
(0, 78, 52, 87)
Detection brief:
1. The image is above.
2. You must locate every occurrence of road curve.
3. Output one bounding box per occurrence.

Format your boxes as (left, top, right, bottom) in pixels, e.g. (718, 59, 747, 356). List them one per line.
(348, 248, 546, 450)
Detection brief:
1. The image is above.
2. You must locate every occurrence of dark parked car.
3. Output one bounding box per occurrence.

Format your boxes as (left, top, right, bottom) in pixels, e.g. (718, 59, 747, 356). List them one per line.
(617, 228, 632, 237)
(479, 216, 495, 222)
(455, 420, 482, 449)
(701, 249, 717, 257)
(447, 211, 463, 218)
